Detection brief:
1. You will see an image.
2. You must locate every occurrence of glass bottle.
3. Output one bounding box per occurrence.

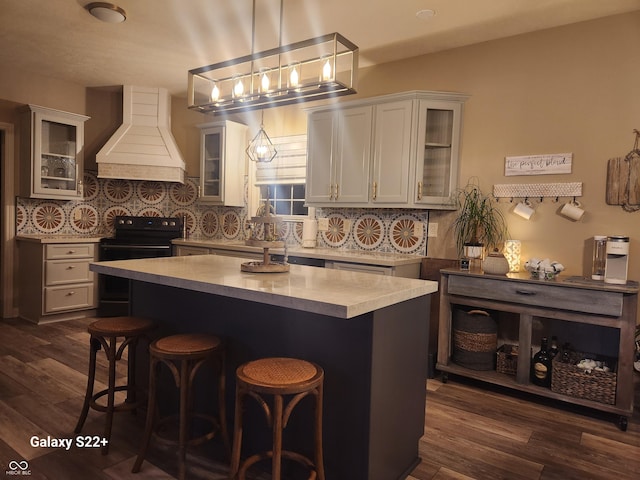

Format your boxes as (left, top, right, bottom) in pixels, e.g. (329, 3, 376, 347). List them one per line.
(591, 235, 607, 280)
(531, 337, 552, 387)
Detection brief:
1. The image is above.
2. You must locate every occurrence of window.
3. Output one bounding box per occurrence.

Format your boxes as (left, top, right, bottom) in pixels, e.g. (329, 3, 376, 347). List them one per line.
(259, 184, 308, 216)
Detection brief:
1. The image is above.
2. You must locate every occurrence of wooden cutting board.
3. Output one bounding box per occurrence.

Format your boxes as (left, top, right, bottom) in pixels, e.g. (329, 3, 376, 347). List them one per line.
(606, 155, 640, 205)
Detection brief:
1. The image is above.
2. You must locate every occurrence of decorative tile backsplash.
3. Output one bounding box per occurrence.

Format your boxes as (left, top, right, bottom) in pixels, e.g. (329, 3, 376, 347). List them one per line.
(17, 171, 428, 255)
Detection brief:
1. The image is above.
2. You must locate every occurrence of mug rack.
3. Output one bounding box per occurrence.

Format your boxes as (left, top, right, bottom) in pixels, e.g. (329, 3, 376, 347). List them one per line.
(493, 182, 582, 200)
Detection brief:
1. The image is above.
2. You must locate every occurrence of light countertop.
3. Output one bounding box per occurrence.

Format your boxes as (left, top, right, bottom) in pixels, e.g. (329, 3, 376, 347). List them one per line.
(16, 234, 104, 244)
(91, 255, 437, 319)
(173, 238, 424, 267)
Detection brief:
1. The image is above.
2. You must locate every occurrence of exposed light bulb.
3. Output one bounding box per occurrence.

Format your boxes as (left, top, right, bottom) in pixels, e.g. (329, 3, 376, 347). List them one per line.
(260, 71, 270, 93)
(232, 75, 244, 98)
(256, 144, 269, 159)
(322, 57, 332, 82)
(289, 63, 300, 89)
(210, 83, 220, 102)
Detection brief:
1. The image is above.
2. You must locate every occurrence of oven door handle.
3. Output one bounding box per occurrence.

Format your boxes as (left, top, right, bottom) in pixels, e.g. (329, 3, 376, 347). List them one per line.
(100, 244, 172, 251)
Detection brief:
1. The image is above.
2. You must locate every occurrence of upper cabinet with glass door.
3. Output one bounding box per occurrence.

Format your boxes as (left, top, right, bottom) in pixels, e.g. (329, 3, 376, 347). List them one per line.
(20, 105, 89, 200)
(198, 120, 248, 206)
(412, 96, 467, 208)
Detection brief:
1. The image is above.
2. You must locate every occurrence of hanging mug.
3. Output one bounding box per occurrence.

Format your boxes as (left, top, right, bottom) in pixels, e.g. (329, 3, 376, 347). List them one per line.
(513, 199, 535, 220)
(559, 200, 584, 221)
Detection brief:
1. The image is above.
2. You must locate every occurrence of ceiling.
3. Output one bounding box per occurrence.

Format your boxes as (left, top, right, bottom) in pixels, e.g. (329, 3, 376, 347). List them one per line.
(2, 0, 639, 97)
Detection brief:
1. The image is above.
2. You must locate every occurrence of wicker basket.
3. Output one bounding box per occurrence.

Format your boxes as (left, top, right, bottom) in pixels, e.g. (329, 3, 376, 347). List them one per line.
(452, 308, 497, 370)
(551, 352, 617, 405)
(496, 344, 519, 376)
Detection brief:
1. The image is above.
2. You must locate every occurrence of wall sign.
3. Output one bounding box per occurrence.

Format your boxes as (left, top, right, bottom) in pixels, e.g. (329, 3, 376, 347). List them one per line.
(504, 153, 573, 176)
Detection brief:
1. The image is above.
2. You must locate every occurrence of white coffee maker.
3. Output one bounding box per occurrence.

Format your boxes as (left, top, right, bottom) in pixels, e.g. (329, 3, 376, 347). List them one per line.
(604, 236, 630, 284)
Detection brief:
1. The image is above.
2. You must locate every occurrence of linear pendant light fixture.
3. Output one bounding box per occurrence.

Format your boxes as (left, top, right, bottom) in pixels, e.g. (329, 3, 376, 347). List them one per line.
(187, 0, 358, 115)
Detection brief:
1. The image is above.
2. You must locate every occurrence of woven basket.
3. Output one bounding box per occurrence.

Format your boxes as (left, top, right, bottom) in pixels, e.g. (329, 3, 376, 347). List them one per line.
(551, 352, 617, 405)
(496, 344, 519, 376)
(452, 308, 497, 371)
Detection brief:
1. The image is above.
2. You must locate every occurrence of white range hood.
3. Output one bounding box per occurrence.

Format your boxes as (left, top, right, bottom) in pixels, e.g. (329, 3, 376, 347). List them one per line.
(96, 85, 186, 183)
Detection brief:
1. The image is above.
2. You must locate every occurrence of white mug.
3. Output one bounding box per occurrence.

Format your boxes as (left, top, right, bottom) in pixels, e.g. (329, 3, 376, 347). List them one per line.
(559, 200, 584, 221)
(513, 200, 535, 220)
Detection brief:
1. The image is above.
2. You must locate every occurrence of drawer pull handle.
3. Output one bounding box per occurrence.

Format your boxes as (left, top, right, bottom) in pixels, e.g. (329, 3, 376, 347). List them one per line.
(66, 291, 75, 296)
(468, 309, 490, 316)
(67, 250, 75, 254)
(515, 289, 537, 296)
(66, 266, 75, 269)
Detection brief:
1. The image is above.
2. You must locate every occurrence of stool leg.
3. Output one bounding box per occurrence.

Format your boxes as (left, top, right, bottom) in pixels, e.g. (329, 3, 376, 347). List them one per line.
(126, 337, 138, 407)
(229, 387, 245, 480)
(217, 351, 231, 459)
(101, 335, 118, 455)
(132, 357, 158, 473)
(74, 336, 100, 434)
(272, 394, 283, 480)
(315, 383, 325, 480)
(178, 359, 190, 480)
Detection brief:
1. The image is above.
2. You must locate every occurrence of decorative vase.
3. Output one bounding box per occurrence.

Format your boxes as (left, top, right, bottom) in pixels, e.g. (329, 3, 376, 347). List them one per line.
(483, 251, 510, 275)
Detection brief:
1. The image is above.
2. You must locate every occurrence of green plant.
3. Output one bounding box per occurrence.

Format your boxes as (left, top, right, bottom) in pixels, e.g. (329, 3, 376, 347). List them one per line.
(452, 180, 508, 256)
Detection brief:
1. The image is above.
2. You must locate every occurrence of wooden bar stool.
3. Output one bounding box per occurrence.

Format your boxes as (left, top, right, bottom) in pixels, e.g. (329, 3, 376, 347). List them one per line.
(230, 357, 325, 480)
(75, 316, 155, 455)
(132, 333, 229, 480)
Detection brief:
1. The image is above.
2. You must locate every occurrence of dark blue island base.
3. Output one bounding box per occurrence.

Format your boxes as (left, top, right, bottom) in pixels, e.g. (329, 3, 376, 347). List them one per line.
(130, 280, 430, 480)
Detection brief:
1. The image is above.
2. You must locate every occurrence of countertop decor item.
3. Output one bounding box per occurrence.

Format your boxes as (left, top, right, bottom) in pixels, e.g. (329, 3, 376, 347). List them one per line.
(242, 199, 289, 272)
(483, 249, 510, 275)
(452, 179, 508, 259)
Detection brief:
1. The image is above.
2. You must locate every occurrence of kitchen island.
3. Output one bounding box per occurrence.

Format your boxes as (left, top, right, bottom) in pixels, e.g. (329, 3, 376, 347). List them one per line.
(91, 254, 437, 480)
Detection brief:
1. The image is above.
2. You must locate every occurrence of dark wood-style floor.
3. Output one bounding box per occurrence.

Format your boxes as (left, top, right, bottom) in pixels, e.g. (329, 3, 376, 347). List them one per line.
(0, 316, 638, 479)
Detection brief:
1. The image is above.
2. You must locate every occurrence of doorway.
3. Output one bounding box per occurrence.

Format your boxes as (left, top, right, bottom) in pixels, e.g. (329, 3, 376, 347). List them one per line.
(1, 123, 17, 319)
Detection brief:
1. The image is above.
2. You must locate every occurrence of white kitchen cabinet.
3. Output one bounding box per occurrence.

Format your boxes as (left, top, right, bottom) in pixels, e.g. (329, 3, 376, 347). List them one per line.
(198, 120, 248, 206)
(371, 100, 413, 204)
(20, 105, 89, 200)
(412, 99, 464, 208)
(18, 239, 98, 324)
(306, 106, 372, 204)
(306, 91, 468, 209)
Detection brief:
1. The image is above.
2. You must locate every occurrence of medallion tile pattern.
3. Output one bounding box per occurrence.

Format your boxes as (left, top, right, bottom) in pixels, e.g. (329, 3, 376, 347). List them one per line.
(17, 172, 426, 256)
(354, 214, 384, 250)
(33, 203, 65, 233)
(104, 179, 133, 203)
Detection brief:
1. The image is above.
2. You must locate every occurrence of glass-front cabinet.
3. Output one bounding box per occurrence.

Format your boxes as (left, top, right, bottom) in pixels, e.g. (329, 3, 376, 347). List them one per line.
(20, 105, 89, 200)
(413, 99, 464, 207)
(198, 120, 248, 206)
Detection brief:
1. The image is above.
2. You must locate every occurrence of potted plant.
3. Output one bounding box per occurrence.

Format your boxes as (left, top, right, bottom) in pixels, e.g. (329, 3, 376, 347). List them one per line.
(452, 180, 508, 260)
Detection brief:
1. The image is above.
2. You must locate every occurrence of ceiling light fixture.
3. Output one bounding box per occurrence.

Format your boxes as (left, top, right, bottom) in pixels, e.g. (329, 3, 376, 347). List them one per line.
(85, 2, 127, 23)
(246, 112, 277, 163)
(187, 0, 359, 115)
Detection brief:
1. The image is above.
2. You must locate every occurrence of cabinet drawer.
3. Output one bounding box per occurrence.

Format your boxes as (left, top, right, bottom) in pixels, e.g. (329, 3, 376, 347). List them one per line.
(45, 284, 95, 313)
(45, 260, 92, 285)
(447, 274, 623, 316)
(46, 243, 95, 260)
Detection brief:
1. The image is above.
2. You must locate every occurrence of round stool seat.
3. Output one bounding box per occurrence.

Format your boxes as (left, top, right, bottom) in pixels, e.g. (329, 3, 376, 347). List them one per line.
(238, 357, 322, 392)
(151, 333, 221, 357)
(88, 316, 155, 337)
